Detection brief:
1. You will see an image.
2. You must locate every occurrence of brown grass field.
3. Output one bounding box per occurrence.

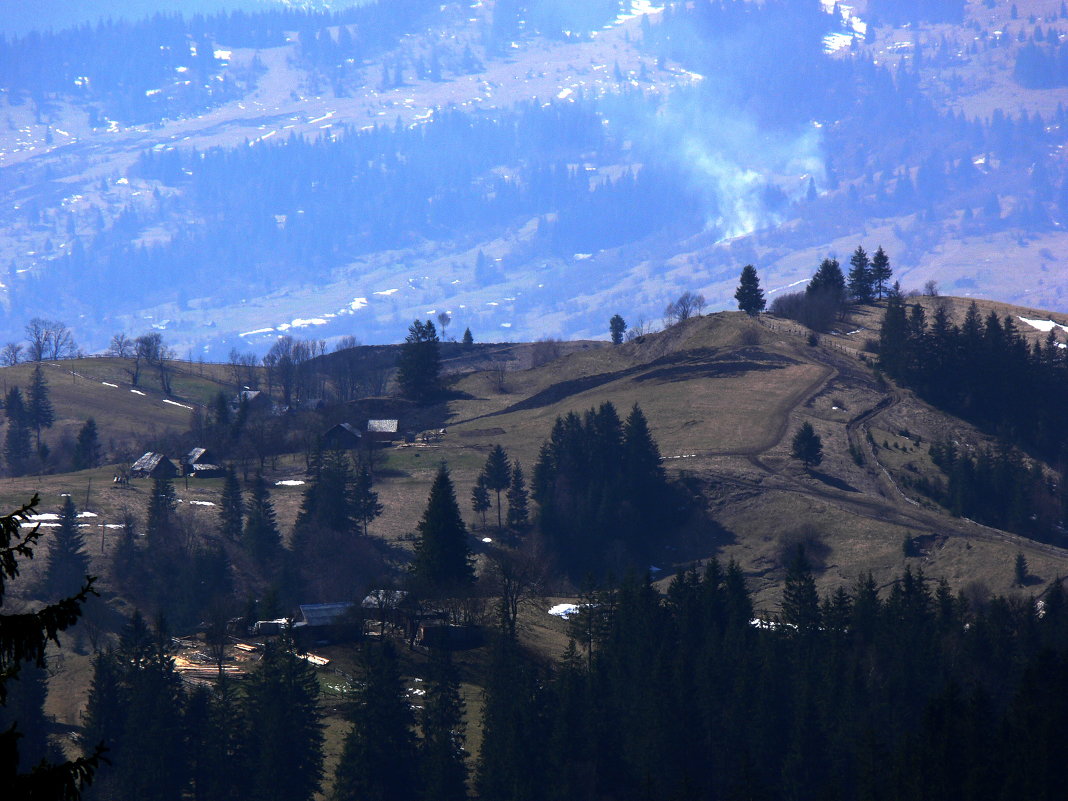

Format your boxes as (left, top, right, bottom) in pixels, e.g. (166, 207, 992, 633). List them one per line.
(8, 298, 1068, 776)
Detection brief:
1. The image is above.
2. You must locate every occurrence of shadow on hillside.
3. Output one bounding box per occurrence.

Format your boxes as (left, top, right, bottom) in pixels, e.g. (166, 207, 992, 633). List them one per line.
(808, 469, 860, 494)
(468, 347, 800, 422)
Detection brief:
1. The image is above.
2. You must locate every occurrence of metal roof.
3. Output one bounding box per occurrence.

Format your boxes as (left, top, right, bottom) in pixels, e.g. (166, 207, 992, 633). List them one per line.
(131, 452, 165, 473)
(298, 602, 356, 627)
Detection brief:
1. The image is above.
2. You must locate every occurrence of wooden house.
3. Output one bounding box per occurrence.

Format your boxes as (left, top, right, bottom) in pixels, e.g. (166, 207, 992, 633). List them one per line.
(130, 452, 179, 479)
(322, 423, 363, 451)
(365, 419, 400, 444)
(181, 447, 225, 478)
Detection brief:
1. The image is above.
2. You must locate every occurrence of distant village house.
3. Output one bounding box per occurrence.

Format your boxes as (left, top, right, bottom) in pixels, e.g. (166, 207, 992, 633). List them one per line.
(130, 452, 179, 479)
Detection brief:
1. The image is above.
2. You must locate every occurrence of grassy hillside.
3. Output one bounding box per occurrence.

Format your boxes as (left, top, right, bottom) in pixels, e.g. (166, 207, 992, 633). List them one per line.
(13, 296, 1068, 775)
(9, 299, 1067, 611)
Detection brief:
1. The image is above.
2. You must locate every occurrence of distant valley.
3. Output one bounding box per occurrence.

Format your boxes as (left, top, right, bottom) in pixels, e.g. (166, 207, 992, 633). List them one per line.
(2, 0, 1068, 359)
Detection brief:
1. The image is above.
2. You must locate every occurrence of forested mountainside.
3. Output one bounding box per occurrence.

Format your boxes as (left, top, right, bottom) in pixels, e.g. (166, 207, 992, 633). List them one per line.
(5, 0, 1068, 356)
(4, 279, 1068, 797)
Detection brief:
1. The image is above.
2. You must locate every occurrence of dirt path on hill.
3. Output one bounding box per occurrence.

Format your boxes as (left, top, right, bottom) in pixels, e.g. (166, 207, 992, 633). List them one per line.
(689, 320, 1068, 560)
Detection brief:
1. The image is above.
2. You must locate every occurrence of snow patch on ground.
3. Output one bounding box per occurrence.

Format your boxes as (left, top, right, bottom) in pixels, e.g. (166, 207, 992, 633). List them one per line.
(102, 382, 118, 388)
(1018, 316, 1068, 334)
(163, 399, 194, 409)
(275, 479, 305, 486)
(130, 389, 147, 396)
(188, 500, 216, 506)
(548, 603, 580, 618)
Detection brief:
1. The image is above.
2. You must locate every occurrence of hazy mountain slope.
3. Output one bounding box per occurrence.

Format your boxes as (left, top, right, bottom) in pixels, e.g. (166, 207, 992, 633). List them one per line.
(3, 0, 1068, 358)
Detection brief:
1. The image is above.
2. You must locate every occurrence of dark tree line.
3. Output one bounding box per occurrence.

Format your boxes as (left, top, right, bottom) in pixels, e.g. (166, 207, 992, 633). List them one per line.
(532, 402, 675, 577)
(880, 297, 1068, 465)
(914, 439, 1067, 543)
(878, 297, 1068, 542)
(83, 615, 323, 801)
(771, 249, 892, 331)
(475, 561, 1068, 801)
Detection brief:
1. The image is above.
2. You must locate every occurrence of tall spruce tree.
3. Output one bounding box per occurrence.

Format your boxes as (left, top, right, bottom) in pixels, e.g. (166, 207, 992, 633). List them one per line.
(3, 387, 31, 476)
(294, 449, 357, 534)
(397, 320, 441, 404)
(1, 494, 101, 799)
(734, 264, 766, 315)
(806, 257, 846, 307)
(781, 546, 821, 635)
(411, 463, 475, 595)
(847, 246, 874, 303)
(26, 363, 54, 453)
(609, 314, 627, 344)
(243, 638, 324, 801)
(471, 475, 491, 527)
(871, 245, 893, 299)
(333, 641, 418, 801)
(506, 461, 529, 530)
(146, 474, 178, 549)
(243, 472, 281, 566)
(420, 651, 468, 801)
(43, 496, 90, 598)
(218, 467, 243, 542)
(482, 445, 511, 531)
(352, 461, 383, 537)
(72, 418, 100, 471)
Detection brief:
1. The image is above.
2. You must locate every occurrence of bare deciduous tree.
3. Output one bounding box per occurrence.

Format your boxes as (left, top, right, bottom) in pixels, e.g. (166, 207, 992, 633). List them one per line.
(484, 543, 548, 639)
(437, 311, 452, 341)
(663, 291, 706, 326)
(0, 342, 23, 366)
(109, 332, 133, 358)
(46, 320, 76, 359)
(24, 318, 50, 361)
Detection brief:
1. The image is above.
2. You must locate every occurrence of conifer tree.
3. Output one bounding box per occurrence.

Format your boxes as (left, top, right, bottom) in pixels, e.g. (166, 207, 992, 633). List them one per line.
(26, 363, 54, 452)
(333, 641, 418, 801)
(506, 460, 529, 529)
(781, 546, 821, 635)
(847, 245, 874, 303)
(471, 475, 491, 527)
(1015, 552, 1029, 586)
(84, 613, 186, 801)
(352, 460, 383, 537)
(43, 496, 89, 598)
(218, 467, 243, 542)
(397, 320, 441, 404)
(806, 257, 846, 307)
(72, 418, 100, 471)
(1, 494, 101, 798)
(871, 245, 893, 299)
(734, 264, 766, 316)
(295, 449, 356, 534)
(420, 651, 467, 801)
(609, 314, 627, 344)
(791, 422, 823, 469)
(243, 638, 324, 801)
(483, 445, 511, 530)
(3, 387, 31, 476)
(462, 327, 474, 347)
(411, 463, 475, 595)
(146, 474, 178, 548)
(243, 472, 281, 566)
